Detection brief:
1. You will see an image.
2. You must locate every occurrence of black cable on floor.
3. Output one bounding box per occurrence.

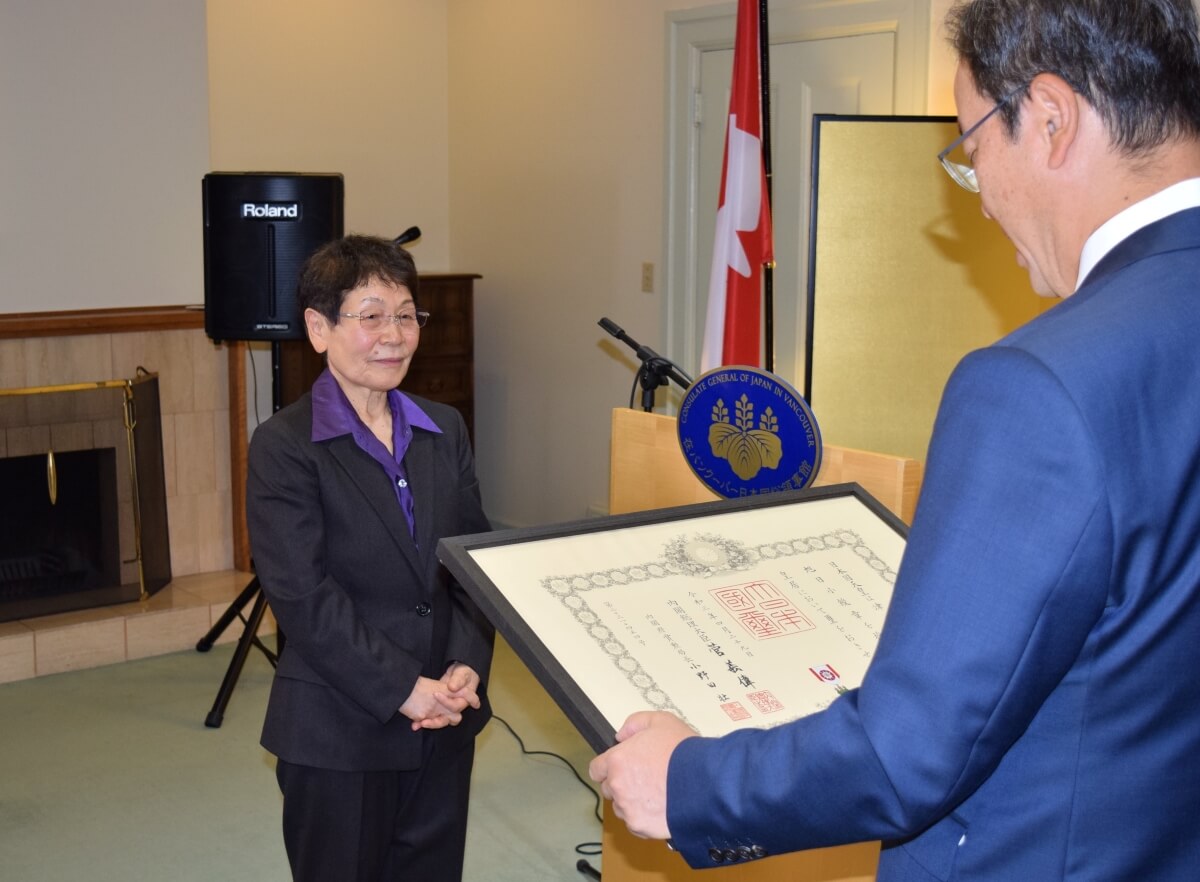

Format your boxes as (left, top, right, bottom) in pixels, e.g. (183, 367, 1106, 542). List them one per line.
(489, 714, 603, 865)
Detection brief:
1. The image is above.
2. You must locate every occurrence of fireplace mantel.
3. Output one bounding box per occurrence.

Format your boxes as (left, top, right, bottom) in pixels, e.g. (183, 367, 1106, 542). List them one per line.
(0, 305, 203, 339)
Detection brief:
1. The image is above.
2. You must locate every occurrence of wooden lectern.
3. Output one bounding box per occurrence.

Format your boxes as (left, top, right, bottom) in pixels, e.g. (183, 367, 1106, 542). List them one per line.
(602, 408, 924, 882)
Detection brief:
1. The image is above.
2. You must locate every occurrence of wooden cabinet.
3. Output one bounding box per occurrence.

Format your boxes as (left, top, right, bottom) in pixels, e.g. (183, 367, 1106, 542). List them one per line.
(401, 273, 478, 439)
(278, 273, 479, 439)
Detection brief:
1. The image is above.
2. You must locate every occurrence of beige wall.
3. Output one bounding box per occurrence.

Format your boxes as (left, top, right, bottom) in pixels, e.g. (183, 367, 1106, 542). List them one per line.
(5, 1, 959, 547)
(447, 0, 714, 527)
(206, 0, 454, 265)
(205, 0, 732, 528)
(449, 0, 951, 528)
(928, 0, 958, 113)
(0, 0, 209, 314)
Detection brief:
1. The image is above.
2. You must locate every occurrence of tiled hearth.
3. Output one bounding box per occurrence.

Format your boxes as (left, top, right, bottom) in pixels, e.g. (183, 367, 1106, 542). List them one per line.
(0, 569, 276, 683)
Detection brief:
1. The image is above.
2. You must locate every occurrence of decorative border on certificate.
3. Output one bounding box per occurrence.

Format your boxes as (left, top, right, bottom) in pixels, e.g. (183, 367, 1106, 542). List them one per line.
(438, 483, 907, 753)
(539, 528, 895, 730)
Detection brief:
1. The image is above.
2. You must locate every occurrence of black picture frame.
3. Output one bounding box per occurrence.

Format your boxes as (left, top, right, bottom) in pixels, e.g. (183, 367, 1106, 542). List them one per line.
(438, 482, 907, 753)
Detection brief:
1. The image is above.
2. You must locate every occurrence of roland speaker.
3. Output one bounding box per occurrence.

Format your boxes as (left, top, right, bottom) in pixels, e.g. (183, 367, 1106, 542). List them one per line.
(202, 172, 344, 342)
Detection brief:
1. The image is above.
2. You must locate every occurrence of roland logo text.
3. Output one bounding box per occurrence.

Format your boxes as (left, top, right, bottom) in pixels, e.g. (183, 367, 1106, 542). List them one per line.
(241, 202, 300, 219)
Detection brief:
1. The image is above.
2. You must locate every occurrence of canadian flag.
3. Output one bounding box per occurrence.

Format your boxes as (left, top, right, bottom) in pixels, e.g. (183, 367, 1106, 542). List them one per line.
(700, 0, 773, 372)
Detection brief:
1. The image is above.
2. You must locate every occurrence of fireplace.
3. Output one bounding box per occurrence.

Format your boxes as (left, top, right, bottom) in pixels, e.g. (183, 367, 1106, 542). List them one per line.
(0, 371, 171, 622)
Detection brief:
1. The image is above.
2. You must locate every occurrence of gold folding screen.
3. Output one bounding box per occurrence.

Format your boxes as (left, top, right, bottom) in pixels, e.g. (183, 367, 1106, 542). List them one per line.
(805, 116, 1055, 464)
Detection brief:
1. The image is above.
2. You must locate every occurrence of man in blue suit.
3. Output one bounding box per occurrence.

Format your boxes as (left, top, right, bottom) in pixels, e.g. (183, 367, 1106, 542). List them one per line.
(590, 1, 1200, 878)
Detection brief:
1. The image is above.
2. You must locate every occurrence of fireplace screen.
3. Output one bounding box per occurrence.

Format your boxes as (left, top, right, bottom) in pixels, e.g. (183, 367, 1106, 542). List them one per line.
(0, 370, 171, 622)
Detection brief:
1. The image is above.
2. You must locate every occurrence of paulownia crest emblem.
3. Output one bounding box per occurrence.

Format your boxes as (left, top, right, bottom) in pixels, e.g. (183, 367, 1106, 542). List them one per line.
(708, 394, 783, 480)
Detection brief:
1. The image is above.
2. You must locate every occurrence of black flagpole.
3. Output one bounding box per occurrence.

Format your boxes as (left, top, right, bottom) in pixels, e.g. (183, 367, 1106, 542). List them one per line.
(759, 0, 775, 372)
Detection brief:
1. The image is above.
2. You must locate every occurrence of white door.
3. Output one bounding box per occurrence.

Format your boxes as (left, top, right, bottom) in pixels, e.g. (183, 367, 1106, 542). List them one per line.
(665, 2, 928, 394)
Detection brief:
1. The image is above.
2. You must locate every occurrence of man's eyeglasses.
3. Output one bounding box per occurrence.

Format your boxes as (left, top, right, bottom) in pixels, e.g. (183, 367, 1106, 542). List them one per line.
(938, 87, 1024, 193)
(339, 310, 431, 332)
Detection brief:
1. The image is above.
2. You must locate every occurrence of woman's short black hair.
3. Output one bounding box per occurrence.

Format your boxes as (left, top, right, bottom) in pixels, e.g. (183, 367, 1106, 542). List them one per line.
(298, 234, 420, 322)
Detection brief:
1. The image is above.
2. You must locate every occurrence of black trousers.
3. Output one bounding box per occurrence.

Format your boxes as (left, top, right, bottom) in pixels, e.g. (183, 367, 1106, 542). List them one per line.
(275, 738, 476, 882)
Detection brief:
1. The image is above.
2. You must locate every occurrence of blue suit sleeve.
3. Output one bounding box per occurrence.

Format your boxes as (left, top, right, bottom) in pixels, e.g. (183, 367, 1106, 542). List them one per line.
(665, 346, 1113, 865)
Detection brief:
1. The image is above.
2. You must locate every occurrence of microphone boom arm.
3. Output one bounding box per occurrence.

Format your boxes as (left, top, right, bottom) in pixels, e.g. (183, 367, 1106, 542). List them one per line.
(599, 317, 693, 412)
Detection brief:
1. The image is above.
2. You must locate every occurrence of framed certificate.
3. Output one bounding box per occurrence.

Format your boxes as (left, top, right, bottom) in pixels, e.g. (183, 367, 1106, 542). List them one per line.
(438, 483, 906, 753)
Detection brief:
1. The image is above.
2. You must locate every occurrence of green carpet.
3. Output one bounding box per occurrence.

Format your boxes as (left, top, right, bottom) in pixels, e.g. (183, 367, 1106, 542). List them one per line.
(0, 638, 601, 881)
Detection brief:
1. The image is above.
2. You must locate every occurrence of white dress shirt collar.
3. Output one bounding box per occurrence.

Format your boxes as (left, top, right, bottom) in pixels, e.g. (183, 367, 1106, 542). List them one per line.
(1076, 178, 1200, 290)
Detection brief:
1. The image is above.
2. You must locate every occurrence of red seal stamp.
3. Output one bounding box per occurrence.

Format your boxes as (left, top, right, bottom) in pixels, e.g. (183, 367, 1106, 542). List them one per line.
(711, 581, 815, 640)
(747, 690, 784, 714)
(721, 701, 751, 721)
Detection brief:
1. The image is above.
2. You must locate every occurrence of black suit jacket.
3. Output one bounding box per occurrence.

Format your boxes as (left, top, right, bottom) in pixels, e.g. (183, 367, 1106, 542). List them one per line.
(247, 391, 493, 771)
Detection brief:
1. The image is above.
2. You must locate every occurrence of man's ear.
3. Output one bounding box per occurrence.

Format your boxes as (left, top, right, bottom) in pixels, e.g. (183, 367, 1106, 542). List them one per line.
(304, 307, 330, 354)
(1027, 72, 1080, 170)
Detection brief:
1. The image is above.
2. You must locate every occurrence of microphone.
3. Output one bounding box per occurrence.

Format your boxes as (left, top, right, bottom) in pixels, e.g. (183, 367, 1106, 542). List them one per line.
(598, 317, 693, 392)
(394, 226, 421, 246)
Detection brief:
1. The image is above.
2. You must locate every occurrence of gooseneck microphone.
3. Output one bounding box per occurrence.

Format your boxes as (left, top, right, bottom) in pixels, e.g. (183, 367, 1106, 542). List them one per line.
(394, 226, 421, 246)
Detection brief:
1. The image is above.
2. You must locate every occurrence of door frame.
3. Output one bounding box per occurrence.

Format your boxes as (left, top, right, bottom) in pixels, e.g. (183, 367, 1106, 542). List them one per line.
(663, 0, 932, 385)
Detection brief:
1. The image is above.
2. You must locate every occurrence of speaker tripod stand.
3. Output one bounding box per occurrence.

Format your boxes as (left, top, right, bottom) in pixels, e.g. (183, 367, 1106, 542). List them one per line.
(197, 340, 287, 728)
(196, 574, 281, 727)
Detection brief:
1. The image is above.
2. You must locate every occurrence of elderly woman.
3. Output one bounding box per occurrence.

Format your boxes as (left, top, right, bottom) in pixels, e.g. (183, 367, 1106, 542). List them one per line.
(247, 235, 493, 882)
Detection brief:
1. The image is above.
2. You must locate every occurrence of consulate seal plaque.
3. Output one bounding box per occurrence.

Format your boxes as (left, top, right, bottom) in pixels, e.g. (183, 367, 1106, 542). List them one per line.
(677, 366, 822, 498)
